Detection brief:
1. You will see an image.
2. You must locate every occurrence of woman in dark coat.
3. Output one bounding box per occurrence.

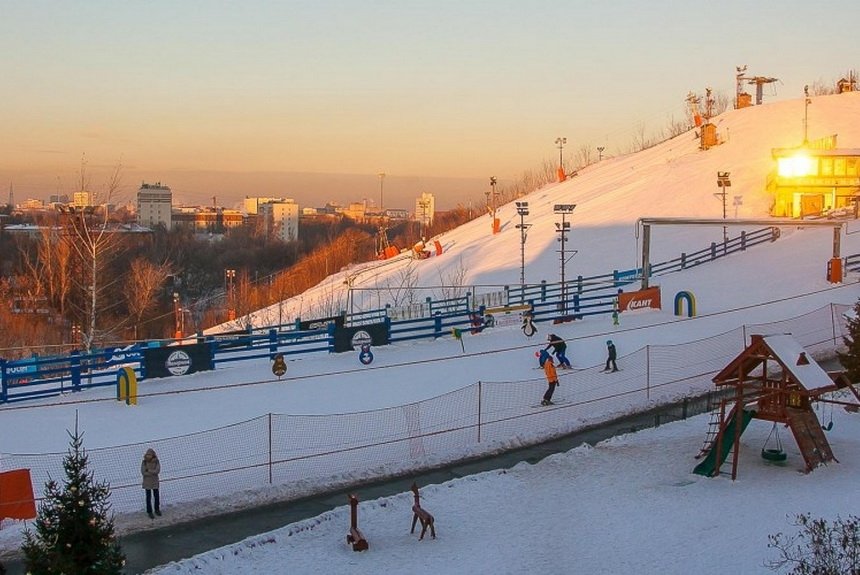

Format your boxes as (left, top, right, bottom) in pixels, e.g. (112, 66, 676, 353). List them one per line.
(141, 448, 161, 518)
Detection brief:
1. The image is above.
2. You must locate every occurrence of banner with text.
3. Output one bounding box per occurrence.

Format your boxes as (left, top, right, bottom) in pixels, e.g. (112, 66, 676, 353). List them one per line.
(618, 286, 662, 312)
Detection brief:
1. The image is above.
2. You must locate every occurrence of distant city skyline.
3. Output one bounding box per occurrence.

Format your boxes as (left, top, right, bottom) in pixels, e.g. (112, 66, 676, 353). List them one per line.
(2, 1, 857, 210)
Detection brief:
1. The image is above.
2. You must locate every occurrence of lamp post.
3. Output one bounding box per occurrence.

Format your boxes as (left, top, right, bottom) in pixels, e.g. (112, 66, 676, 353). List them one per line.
(418, 197, 431, 240)
(803, 85, 811, 145)
(173, 292, 182, 339)
(515, 201, 531, 289)
(555, 137, 567, 169)
(716, 171, 731, 246)
(488, 176, 498, 234)
(554, 204, 577, 314)
(597, 146, 605, 162)
(225, 269, 236, 321)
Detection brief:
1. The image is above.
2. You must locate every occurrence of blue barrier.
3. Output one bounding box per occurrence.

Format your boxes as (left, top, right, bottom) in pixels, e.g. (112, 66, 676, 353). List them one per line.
(0, 226, 790, 404)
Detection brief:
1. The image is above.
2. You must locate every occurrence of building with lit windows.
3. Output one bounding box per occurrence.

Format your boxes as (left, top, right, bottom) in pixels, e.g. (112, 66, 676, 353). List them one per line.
(768, 136, 860, 217)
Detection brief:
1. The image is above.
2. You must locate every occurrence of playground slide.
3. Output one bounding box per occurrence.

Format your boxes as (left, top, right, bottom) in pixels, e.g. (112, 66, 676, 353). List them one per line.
(693, 409, 755, 477)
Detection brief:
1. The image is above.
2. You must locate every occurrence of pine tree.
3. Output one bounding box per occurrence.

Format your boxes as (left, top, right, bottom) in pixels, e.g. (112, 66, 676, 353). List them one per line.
(838, 299, 860, 382)
(21, 420, 125, 574)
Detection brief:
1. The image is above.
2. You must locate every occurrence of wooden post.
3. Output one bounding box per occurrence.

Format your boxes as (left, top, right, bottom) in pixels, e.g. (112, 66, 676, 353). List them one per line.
(346, 494, 368, 551)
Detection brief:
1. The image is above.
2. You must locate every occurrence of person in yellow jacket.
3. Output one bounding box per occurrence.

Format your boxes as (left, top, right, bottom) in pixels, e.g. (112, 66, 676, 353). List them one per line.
(538, 349, 559, 406)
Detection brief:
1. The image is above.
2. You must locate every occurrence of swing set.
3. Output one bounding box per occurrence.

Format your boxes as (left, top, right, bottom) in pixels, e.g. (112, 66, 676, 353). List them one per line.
(694, 334, 860, 479)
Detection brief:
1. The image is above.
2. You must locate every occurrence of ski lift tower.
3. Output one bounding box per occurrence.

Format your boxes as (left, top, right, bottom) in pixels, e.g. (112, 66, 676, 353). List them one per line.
(747, 75, 779, 105)
(735, 65, 752, 109)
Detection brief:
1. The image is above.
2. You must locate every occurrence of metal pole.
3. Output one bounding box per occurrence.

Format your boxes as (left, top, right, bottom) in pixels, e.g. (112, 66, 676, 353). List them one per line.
(520, 212, 526, 286)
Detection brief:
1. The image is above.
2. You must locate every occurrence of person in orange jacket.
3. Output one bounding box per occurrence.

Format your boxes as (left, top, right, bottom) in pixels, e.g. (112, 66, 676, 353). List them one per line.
(538, 349, 559, 406)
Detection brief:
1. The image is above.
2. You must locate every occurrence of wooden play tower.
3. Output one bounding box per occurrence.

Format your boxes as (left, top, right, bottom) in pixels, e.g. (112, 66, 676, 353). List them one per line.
(694, 334, 860, 479)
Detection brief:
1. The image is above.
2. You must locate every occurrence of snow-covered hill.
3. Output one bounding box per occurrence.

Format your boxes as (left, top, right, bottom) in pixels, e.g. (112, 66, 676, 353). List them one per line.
(222, 92, 860, 329)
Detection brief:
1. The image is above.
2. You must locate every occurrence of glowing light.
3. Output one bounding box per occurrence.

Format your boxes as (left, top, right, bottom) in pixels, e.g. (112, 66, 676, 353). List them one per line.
(777, 153, 817, 177)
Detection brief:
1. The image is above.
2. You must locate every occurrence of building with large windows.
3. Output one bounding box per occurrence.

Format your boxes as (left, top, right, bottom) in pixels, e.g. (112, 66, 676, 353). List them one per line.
(136, 182, 172, 229)
(259, 199, 299, 242)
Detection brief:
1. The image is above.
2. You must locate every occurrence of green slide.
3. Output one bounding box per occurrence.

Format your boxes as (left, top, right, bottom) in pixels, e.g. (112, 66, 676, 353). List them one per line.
(693, 409, 755, 477)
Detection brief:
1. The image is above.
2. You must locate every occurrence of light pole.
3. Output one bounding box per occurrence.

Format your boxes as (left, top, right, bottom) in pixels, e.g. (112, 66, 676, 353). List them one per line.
(418, 198, 431, 240)
(173, 292, 182, 339)
(515, 201, 531, 289)
(716, 172, 731, 246)
(225, 269, 236, 321)
(378, 172, 386, 211)
(803, 85, 811, 145)
(555, 137, 567, 169)
(597, 146, 605, 162)
(488, 176, 498, 234)
(554, 204, 577, 314)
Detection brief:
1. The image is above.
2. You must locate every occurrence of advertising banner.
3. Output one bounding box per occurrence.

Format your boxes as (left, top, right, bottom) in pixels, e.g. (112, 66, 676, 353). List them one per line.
(142, 343, 213, 379)
(618, 286, 662, 312)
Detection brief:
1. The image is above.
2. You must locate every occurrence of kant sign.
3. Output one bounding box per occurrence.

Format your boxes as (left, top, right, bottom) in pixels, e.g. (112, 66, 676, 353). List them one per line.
(618, 286, 662, 313)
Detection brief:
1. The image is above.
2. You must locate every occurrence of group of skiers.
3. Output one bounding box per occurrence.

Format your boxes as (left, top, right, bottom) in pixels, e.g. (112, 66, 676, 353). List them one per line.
(538, 334, 618, 406)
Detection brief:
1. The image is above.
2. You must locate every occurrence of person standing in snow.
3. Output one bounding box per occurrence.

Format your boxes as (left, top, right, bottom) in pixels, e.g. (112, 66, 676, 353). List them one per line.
(545, 334, 572, 369)
(141, 448, 161, 519)
(538, 349, 559, 406)
(604, 340, 618, 372)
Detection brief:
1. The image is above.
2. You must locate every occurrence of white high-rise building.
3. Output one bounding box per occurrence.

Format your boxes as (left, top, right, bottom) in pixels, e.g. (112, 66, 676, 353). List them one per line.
(137, 182, 172, 229)
(259, 199, 300, 242)
(244, 196, 287, 215)
(414, 192, 435, 229)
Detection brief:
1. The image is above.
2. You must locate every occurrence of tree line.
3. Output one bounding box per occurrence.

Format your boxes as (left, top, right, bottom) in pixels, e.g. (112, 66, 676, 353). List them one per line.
(0, 198, 474, 359)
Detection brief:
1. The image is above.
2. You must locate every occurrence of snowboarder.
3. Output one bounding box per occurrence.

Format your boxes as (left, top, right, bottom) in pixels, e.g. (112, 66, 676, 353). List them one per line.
(141, 448, 161, 518)
(538, 349, 559, 405)
(545, 334, 572, 369)
(604, 340, 618, 372)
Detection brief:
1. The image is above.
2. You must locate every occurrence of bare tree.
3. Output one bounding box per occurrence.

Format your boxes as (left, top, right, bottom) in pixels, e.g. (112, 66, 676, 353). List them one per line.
(125, 258, 173, 340)
(438, 257, 468, 301)
(58, 161, 125, 352)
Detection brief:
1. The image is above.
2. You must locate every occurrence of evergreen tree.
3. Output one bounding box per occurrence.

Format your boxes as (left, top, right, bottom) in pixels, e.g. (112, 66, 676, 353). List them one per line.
(838, 299, 860, 382)
(21, 420, 125, 574)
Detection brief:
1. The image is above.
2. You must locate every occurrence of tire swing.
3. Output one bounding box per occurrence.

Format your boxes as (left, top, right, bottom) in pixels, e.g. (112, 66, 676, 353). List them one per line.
(761, 422, 788, 462)
(819, 399, 834, 431)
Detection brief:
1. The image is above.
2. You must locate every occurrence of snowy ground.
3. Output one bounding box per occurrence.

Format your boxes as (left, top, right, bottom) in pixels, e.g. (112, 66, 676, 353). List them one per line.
(148, 406, 860, 575)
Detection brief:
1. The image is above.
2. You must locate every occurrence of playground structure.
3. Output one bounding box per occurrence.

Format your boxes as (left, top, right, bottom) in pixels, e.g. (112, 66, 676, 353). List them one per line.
(410, 482, 436, 541)
(694, 334, 860, 479)
(346, 494, 369, 551)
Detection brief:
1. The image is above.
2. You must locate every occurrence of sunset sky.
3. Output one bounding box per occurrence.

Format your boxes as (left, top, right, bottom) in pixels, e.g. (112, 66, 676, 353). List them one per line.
(1, 0, 857, 209)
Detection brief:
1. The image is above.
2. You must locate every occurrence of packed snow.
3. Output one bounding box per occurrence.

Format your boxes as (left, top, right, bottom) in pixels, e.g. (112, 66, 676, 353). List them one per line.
(2, 93, 860, 573)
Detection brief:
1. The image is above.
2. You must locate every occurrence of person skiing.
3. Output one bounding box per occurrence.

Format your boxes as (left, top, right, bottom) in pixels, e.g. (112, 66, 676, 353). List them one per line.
(141, 448, 161, 518)
(538, 349, 559, 406)
(545, 334, 572, 369)
(604, 340, 618, 372)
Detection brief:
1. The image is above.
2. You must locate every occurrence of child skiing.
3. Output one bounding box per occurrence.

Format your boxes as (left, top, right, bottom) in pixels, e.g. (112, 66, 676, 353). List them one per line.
(603, 340, 619, 372)
(538, 349, 559, 406)
(545, 334, 572, 369)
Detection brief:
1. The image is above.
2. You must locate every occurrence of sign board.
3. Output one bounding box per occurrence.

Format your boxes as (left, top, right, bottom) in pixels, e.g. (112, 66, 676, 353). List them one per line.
(298, 314, 345, 331)
(333, 323, 389, 353)
(618, 286, 662, 312)
(483, 305, 531, 329)
(142, 343, 213, 379)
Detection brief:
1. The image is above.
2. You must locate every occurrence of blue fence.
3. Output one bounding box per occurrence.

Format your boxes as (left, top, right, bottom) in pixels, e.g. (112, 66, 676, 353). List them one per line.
(0, 226, 787, 404)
